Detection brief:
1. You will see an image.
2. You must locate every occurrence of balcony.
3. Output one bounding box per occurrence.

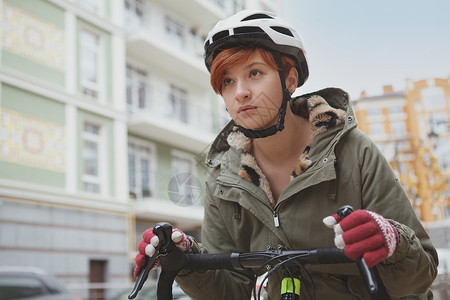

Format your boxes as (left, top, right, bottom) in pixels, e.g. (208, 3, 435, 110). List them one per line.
(126, 32, 210, 88)
(125, 2, 219, 88)
(151, 0, 229, 29)
(134, 198, 203, 229)
(127, 109, 216, 153)
(126, 81, 218, 153)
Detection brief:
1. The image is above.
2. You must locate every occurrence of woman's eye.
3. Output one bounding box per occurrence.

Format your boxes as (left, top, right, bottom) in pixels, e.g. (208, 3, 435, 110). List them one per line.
(223, 78, 233, 86)
(250, 70, 261, 77)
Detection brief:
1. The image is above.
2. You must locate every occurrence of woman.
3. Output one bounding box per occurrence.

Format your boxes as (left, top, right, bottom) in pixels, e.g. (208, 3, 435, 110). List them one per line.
(134, 10, 438, 299)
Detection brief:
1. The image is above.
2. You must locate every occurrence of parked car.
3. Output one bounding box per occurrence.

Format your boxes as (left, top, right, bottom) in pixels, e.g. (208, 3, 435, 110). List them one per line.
(0, 266, 81, 300)
(113, 281, 191, 300)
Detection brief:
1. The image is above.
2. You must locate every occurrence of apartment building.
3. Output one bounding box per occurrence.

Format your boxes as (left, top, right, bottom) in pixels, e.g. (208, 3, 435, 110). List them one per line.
(352, 78, 450, 223)
(352, 86, 407, 161)
(405, 77, 450, 183)
(0, 0, 129, 298)
(0, 0, 282, 298)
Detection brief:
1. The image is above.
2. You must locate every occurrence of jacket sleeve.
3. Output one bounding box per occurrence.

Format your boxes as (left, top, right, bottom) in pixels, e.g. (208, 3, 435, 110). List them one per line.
(351, 130, 438, 298)
(175, 179, 255, 300)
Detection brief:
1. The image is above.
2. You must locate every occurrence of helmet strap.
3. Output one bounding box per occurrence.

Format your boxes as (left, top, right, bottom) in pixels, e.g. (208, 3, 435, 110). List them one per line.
(236, 51, 291, 139)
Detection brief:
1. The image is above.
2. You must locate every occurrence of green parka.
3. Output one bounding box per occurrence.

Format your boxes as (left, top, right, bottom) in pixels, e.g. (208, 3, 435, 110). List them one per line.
(176, 88, 438, 300)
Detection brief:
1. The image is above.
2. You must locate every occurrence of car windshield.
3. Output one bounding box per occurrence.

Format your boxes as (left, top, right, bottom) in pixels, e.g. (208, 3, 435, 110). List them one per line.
(0, 276, 45, 300)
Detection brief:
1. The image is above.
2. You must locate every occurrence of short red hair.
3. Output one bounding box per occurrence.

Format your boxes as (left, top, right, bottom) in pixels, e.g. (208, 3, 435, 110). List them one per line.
(210, 47, 296, 94)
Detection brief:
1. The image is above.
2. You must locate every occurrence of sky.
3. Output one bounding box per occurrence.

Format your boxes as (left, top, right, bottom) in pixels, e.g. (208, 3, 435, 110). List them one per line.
(281, 0, 450, 100)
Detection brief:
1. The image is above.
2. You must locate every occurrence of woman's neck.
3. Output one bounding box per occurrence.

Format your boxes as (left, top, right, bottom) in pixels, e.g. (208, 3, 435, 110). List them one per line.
(251, 106, 311, 163)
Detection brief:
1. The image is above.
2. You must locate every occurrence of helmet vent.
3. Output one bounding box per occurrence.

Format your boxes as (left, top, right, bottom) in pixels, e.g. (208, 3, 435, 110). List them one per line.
(212, 30, 229, 42)
(234, 26, 264, 34)
(241, 13, 274, 21)
(270, 26, 294, 37)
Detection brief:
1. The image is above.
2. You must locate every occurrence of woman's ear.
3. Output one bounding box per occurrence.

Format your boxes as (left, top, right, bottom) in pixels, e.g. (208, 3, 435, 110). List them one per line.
(286, 67, 298, 94)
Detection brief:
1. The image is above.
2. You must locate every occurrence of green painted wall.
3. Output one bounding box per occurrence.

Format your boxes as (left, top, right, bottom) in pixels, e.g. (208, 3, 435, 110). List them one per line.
(0, 84, 66, 187)
(1, 1, 65, 87)
(6, 0, 65, 26)
(2, 53, 65, 87)
(1, 84, 65, 123)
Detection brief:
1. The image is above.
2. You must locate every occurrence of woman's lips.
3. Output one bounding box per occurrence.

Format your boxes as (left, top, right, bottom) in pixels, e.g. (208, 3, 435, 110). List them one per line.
(238, 105, 256, 114)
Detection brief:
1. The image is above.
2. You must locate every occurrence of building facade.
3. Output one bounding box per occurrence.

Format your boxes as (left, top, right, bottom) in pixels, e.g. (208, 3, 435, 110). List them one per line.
(352, 79, 450, 223)
(0, 0, 129, 298)
(0, 0, 282, 298)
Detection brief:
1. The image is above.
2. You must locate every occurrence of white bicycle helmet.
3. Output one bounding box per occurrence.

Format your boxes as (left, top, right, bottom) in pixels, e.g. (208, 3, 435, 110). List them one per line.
(204, 10, 309, 87)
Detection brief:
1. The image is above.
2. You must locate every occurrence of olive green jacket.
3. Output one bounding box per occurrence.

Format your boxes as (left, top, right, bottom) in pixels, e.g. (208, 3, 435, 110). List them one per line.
(177, 88, 438, 300)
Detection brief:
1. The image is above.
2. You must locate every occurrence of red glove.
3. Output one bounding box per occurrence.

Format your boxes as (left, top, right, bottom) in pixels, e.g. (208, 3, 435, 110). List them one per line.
(134, 228, 191, 278)
(323, 210, 399, 268)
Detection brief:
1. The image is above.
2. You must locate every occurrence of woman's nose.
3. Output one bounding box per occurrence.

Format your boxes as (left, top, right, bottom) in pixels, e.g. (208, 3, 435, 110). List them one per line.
(235, 81, 251, 102)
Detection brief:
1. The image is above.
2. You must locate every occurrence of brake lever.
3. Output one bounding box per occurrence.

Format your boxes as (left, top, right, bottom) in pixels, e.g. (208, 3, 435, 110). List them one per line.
(128, 223, 173, 299)
(336, 205, 378, 294)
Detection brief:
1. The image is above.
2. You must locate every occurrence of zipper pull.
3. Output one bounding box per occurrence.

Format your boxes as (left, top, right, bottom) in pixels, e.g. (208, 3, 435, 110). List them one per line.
(273, 211, 280, 227)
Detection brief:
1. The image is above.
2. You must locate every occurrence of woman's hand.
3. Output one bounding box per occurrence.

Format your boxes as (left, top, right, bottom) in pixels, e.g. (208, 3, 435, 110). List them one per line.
(323, 209, 399, 268)
(134, 228, 191, 277)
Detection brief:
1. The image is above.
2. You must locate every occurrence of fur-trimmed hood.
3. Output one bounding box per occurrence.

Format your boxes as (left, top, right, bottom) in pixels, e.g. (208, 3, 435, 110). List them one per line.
(205, 88, 356, 207)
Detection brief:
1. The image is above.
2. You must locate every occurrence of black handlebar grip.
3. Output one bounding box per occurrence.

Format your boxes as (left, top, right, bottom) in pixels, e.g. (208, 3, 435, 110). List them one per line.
(184, 253, 235, 270)
(315, 247, 353, 264)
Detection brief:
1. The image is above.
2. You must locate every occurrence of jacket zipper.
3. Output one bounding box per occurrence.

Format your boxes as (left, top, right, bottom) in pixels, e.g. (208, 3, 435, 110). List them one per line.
(273, 211, 280, 227)
(217, 180, 280, 227)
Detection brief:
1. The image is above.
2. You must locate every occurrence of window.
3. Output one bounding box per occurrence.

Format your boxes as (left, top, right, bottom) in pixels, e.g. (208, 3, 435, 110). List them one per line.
(391, 121, 406, 135)
(428, 113, 448, 135)
(165, 15, 185, 47)
(169, 84, 188, 123)
(367, 107, 382, 116)
(128, 138, 156, 199)
(369, 123, 384, 136)
(389, 105, 403, 115)
(436, 138, 450, 172)
(80, 29, 102, 100)
(82, 122, 102, 193)
(124, 0, 145, 29)
(170, 151, 199, 206)
(126, 65, 149, 112)
(171, 151, 195, 177)
(422, 87, 445, 110)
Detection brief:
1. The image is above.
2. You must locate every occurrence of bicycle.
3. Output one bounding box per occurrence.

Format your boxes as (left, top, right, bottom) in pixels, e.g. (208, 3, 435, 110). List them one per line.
(129, 206, 390, 300)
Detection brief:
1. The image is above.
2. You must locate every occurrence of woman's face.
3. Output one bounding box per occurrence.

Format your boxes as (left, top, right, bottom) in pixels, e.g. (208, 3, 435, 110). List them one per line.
(220, 51, 296, 130)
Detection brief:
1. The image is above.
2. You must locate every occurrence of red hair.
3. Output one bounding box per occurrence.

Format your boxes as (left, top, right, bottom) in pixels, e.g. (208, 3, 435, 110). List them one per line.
(210, 47, 296, 94)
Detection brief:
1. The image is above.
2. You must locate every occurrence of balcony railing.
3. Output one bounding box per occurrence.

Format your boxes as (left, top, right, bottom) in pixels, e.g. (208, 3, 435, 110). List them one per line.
(127, 85, 222, 136)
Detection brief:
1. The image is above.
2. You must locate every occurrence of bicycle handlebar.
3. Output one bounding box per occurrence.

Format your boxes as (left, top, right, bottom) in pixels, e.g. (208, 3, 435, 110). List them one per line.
(129, 205, 390, 300)
(129, 237, 384, 300)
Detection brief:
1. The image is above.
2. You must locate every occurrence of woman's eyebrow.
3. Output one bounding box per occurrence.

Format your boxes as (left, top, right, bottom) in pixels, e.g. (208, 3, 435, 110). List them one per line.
(224, 61, 268, 75)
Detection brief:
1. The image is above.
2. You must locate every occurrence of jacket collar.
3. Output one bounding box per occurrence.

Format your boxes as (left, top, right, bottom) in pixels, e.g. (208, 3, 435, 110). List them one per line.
(206, 88, 354, 207)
